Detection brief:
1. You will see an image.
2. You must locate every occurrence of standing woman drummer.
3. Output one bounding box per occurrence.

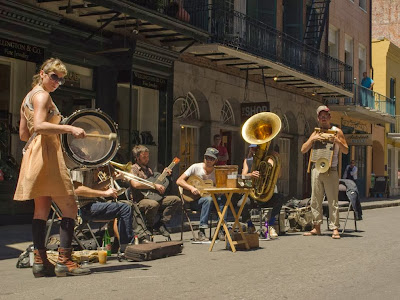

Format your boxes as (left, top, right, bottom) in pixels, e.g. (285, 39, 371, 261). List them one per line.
(13, 58, 91, 277)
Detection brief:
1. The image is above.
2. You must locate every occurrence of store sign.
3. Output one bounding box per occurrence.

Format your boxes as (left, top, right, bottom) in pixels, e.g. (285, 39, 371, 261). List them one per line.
(64, 71, 80, 88)
(0, 38, 44, 63)
(345, 134, 373, 146)
(133, 72, 167, 91)
(241, 102, 270, 123)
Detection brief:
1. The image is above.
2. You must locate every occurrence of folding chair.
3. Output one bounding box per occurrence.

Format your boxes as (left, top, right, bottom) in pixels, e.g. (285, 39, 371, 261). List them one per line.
(322, 183, 358, 234)
(45, 201, 117, 250)
(178, 186, 197, 241)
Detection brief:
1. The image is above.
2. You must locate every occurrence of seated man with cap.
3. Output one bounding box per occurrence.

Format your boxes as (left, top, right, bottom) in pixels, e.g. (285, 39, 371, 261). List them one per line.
(176, 147, 227, 241)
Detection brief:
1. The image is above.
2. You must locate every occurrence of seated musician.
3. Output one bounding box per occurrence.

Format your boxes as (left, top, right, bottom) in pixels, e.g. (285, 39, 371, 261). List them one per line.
(176, 147, 227, 241)
(238, 144, 286, 239)
(71, 167, 134, 253)
(129, 145, 181, 238)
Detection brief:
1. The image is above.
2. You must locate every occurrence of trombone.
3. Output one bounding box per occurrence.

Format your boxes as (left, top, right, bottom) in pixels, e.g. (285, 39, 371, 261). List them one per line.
(110, 161, 156, 189)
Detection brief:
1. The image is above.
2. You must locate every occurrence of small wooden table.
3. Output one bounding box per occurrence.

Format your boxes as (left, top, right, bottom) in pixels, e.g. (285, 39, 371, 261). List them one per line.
(201, 187, 251, 252)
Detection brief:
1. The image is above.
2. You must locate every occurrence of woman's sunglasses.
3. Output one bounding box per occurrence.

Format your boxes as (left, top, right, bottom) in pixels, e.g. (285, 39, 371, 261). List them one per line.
(48, 73, 65, 85)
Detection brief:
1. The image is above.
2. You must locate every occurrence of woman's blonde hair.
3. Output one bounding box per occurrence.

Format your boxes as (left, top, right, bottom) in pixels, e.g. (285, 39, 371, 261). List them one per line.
(31, 58, 68, 88)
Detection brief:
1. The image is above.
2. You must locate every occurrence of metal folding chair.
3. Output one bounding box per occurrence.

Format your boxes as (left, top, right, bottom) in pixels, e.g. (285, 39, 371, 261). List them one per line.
(322, 184, 358, 234)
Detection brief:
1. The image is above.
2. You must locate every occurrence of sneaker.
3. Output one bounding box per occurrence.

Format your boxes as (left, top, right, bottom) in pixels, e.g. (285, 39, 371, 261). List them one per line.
(218, 230, 225, 241)
(269, 226, 278, 239)
(197, 231, 207, 241)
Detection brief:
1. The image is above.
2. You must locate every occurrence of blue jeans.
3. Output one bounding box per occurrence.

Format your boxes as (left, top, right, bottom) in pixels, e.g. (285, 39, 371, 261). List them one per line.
(80, 201, 133, 245)
(198, 195, 227, 228)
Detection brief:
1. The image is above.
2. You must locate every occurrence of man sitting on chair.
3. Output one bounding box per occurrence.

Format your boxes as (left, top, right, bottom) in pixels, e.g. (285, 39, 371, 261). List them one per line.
(176, 147, 226, 241)
(129, 145, 181, 238)
(71, 167, 134, 253)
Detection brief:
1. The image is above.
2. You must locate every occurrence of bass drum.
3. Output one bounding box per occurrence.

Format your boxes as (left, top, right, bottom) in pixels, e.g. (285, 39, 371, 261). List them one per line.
(61, 109, 119, 170)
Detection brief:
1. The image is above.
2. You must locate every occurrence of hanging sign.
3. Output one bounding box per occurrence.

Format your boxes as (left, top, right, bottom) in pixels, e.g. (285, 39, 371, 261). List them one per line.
(0, 38, 44, 63)
(345, 134, 373, 146)
(240, 102, 270, 123)
(133, 72, 167, 91)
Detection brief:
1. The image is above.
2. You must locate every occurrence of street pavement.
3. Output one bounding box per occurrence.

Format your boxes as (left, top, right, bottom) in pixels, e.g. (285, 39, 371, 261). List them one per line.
(0, 199, 399, 300)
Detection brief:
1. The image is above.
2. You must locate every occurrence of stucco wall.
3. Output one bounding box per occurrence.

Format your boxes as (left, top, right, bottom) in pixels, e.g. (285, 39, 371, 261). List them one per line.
(173, 60, 326, 198)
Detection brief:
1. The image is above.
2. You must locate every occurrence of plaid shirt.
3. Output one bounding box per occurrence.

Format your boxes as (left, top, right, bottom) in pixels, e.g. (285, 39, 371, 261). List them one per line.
(131, 163, 154, 180)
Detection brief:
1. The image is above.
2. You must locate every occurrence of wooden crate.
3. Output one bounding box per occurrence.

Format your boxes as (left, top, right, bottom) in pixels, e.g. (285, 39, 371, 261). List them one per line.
(230, 232, 259, 250)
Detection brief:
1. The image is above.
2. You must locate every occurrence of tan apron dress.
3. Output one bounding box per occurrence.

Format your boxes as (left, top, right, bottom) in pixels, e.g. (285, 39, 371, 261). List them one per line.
(13, 88, 74, 201)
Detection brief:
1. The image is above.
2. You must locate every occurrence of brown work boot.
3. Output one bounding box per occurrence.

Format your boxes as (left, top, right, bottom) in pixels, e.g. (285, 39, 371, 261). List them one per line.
(32, 249, 55, 278)
(54, 248, 91, 277)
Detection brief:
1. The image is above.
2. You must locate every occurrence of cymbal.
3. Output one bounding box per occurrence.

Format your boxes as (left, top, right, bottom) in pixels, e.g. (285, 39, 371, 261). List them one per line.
(315, 158, 330, 173)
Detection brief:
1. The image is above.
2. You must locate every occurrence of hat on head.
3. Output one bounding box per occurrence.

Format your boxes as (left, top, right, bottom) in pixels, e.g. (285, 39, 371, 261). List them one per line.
(316, 105, 330, 116)
(204, 147, 219, 159)
(249, 144, 257, 148)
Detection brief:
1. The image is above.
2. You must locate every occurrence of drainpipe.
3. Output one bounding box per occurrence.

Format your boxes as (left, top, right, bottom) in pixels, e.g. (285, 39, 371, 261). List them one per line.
(369, 0, 373, 79)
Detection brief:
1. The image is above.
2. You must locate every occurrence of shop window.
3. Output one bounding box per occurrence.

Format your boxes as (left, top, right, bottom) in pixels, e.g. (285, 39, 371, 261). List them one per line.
(0, 63, 11, 158)
(281, 114, 289, 134)
(220, 100, 235, 125)
(173, 92, 200, 120)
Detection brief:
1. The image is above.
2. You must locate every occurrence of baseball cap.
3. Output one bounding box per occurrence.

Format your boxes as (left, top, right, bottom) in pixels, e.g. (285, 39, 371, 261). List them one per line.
(249, 144, 257, 148)
(316, 105, 330, 116)
(204, 147, 219, 160)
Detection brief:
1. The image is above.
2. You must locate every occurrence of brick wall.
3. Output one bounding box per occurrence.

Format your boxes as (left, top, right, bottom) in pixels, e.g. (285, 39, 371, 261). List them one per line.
(372, 0, 400, 48)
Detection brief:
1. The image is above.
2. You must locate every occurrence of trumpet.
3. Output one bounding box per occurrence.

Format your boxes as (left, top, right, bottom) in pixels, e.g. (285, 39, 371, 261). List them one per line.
(110, 161, 156, 189)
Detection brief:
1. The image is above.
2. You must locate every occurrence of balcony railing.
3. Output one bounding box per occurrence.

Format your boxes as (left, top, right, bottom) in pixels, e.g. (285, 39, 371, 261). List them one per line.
(327, 83, 396, 117)
(129, 1, 353, 91)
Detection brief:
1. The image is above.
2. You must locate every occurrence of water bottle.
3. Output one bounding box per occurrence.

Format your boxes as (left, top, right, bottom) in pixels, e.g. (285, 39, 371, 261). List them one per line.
(265, 220, 269, 239)
(103, 228, 112, 256)
(134, 235, 139, 245)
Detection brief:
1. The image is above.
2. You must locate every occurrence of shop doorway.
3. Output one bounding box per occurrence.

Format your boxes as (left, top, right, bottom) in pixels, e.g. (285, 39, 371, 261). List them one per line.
(278, 138, 290, 196)
(221, 131, 232, 165)
(179, 125, 199, 175)
(343, 146, 366, 197)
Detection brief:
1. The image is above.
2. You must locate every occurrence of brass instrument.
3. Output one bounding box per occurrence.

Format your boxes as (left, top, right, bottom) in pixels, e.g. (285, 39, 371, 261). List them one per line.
(97, 167, 126, 197)
(307, 127, 337, 173)
(110, 161, 132, 172)
(241, 112, 282, 202)
(110, 161, 156, 189)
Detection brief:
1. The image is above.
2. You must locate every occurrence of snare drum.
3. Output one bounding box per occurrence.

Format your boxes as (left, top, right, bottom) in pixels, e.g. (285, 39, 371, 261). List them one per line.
(61, 109, 119, 170)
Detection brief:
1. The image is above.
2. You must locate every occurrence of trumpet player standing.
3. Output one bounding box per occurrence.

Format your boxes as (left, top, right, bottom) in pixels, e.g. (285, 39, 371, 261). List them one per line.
(301, 106, 348, 239)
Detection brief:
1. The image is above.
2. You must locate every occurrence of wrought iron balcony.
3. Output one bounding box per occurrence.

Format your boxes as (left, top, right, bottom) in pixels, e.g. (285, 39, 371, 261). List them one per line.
(129, 1, 353, 94)
(327, 83, 395, 124)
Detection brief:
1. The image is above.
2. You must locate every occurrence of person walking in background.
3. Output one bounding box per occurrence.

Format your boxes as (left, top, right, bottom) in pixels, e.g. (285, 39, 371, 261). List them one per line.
(301, 105, 348, 239)
(212, 134, 229, 165)
(13, 58, 90, 277)
(343, 160, 357, 182)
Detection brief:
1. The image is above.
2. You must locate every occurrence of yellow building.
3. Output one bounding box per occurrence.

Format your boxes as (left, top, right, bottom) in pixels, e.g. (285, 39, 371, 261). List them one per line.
(372, 38, 400, 196)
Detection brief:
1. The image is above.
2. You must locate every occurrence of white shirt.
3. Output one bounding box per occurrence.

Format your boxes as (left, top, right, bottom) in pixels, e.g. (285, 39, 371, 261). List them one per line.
(184, 162, 215, 185)
(343, 165, 358, 180)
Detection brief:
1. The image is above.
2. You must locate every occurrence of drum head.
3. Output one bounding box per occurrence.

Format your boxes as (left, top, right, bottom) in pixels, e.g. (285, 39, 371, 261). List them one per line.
(61, 109, 119, 169)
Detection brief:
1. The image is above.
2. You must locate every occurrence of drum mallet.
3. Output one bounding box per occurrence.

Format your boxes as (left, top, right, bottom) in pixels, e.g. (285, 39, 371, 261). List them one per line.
(85, 133, 118, 140)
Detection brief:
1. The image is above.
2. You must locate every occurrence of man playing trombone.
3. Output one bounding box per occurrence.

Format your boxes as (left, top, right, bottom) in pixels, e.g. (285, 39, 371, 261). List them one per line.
(71, 167, 134, 253)
(128, 145, 181, 238)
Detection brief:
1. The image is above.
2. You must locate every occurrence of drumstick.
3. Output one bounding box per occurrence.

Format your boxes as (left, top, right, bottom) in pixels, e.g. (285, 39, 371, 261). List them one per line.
(85, 133, 118, 140)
